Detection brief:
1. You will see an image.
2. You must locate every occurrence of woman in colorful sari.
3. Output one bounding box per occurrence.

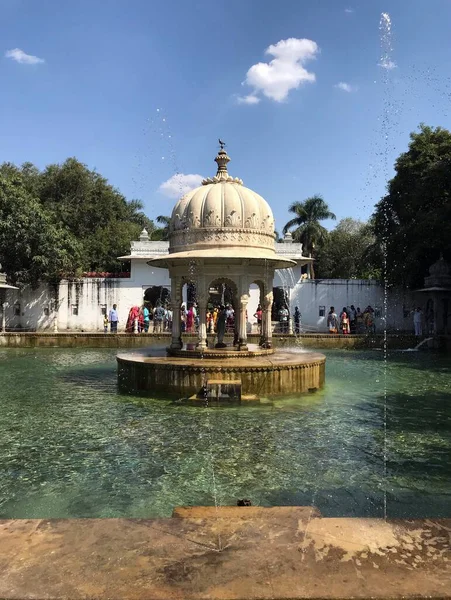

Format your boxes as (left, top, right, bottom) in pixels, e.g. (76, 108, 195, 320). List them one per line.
(186, 304, 195, 333)
(126, 306, 140, 333)
(138, 307, 145, 333)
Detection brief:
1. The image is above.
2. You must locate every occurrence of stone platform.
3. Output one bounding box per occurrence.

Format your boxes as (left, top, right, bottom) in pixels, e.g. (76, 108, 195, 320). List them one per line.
(0, 332, 428, 350)
(117, 349, 326, 397)
(167, 343, 274, 359)
(0, 510, 450, 599)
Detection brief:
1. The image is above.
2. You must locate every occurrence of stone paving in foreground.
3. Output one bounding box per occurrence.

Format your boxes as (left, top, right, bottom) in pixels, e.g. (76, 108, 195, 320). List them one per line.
(0, 507, 450, 599)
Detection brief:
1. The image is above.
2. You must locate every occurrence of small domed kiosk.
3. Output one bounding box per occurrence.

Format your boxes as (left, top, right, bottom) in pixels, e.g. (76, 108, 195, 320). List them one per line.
(117, 145, 325, 399)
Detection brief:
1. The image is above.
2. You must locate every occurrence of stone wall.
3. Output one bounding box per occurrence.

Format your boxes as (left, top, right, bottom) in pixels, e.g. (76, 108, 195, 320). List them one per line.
(0, 332, 423, 350)
(0, 271, 417, 334)
(289, 279, 412, 332)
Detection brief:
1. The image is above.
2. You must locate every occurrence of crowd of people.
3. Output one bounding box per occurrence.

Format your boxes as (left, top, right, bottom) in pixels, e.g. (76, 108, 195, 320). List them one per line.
(122, 302, 173, 333)
(117, 302, 241, 335)
(104, 301, 397, 337)
(326, 305, 376, 335)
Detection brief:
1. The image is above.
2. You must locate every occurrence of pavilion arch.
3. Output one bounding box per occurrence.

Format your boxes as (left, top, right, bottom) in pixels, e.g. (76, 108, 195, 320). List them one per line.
(143, 286, 170, 308)
(208, 277, 239, 308)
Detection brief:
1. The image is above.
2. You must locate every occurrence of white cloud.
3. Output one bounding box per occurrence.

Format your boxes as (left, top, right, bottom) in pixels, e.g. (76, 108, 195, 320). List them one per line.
(158, 173, 203, 199)
(378, 58, 397, 70)
(5, 48, 45, 65)
(239, 37, 319, 103)
(236, 94, 261, 105)
(335, 81, 357, 92)
(344, 7, 354, 13)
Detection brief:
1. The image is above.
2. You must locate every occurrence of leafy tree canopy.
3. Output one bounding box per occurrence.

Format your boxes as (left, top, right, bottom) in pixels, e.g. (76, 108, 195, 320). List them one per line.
(0, 158, 156, 281)
(0, 173, 81, 287)
(315, 218, 382, 280)
(373, 124, 451, 288)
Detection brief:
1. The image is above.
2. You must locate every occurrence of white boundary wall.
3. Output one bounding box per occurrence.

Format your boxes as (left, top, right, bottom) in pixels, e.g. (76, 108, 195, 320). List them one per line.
(1, 271, 413, 333)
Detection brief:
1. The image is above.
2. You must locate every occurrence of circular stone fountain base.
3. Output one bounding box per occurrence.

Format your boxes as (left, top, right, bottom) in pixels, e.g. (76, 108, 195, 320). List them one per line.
(117, 350, 326, 398)
(166, 343, 274, 359)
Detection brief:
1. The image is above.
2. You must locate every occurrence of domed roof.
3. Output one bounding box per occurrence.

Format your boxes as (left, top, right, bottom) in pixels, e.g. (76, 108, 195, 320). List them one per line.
(428, 253, 450, 277)
(423, 253, 451, 289)
(169, 148, 275, 255)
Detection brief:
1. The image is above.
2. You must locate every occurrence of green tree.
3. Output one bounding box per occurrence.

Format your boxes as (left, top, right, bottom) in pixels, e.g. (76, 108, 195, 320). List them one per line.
(373, 124, 451, 288)
(0, 173, 81, 288)
(152, 215, 171, 241)
(0, 158, 156, 274)
(315, 218, 382, 279)
(282, 195, 336, 278)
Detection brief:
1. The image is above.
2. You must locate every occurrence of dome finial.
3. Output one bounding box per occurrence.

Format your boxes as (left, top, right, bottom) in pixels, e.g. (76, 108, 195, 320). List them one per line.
(215, 140, 230, 176)
(201, 141, 243, 185)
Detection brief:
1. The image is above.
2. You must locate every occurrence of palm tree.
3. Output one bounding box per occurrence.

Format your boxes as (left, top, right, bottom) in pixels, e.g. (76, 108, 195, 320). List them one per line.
(282, 195, 336, 278)
(152, 215, 171, 241)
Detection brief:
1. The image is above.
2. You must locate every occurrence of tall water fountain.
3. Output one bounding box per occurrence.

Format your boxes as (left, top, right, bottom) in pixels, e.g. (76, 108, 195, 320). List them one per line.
(117, 145, 326, 399)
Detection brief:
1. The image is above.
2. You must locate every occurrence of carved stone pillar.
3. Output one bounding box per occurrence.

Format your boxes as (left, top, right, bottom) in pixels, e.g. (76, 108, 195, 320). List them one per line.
(170, 275, 183, 350)
(261, 289, 273, 349)
(232, 293, 239, 346)
(1, 301, 5, 333)
(196, 273, 208, 350)
(238, 293, 249, 351)
(196, 299, 208, 350)
(52, 292, 59, 333)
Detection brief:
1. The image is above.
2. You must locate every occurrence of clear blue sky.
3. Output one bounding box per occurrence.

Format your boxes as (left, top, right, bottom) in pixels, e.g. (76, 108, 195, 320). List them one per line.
(1, 0, 451, 232)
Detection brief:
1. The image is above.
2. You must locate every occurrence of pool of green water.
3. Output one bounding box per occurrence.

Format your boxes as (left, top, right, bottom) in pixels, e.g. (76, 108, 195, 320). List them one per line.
(0, 347, 450, 519)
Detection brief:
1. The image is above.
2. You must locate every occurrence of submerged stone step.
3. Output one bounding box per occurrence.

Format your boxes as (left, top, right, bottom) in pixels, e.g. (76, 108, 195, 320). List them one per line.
(172, 505, 322, 519)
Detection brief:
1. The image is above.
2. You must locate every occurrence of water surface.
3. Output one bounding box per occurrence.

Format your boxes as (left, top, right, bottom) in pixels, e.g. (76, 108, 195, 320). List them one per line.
(0, 347, 450, 518)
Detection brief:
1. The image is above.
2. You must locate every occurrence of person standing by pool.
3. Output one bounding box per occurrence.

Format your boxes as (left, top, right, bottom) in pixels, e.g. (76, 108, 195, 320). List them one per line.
(153, 302, 165, 333)
(213, 306, 219, 331)
(186, 304, 195, 333)
(206, 308, 213, 333)
(340, 307, 350, 335)
(293, 306, 301, 334)
(278, 305, 289, 333)
(254, 304, 263, 334)
(413, 307, 423, 336)
(327, 307, 338, 334)
(181, 305, 187, 332)
(356, 307, 364, 333)
(215, 305, 227, 347)
(143, 304, 150, 333)
(348, 304, 357, 333)
(364, 307, 375, 334)
(103, 313, 109, 333)
(165, 306, 173, 332)
(109, 304, 119, 333)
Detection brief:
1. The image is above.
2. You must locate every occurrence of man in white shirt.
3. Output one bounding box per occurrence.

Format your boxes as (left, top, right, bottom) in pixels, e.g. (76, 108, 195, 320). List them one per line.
(413, 307, 423, 336)
(278, 306, 289, 333)
(165, 308, 173, 332)
(108, 304, 119, 333)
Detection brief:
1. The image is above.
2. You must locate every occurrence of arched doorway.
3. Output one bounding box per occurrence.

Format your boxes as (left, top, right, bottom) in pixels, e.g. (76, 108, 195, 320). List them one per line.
(144, 286, 170, 308)
(208, 279, 237, 308)
(208, 277, 239, 338)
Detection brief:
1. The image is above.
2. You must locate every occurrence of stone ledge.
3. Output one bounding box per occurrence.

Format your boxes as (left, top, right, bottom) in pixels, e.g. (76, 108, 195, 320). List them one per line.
(172, 505, 322, 519)
(0, 331, 435, 351)
(0, 516, 449, 599)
